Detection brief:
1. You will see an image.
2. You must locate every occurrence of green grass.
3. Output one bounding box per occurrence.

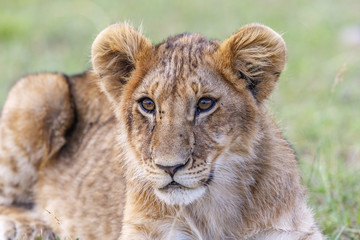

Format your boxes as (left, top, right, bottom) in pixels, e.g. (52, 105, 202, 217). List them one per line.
(1, 0, 360, 239)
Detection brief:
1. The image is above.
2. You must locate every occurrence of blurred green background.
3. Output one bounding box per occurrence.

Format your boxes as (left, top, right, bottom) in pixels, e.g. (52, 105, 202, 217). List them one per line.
(1, 0, 359, 239)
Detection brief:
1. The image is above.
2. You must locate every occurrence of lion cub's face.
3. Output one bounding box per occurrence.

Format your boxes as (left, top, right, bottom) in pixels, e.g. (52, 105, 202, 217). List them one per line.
(128, 53, 257, 205)
(92, 23, 286, 205)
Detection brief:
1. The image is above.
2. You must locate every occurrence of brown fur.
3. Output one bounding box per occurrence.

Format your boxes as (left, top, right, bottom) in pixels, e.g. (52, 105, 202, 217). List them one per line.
(0, 23, 324, 239)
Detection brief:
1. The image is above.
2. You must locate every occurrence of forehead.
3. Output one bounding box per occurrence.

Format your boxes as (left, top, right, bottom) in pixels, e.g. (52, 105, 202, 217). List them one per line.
(134, 33, 220, 99)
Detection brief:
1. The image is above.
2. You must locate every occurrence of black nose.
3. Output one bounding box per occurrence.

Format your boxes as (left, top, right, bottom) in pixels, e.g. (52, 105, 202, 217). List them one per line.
(156, 162, 186, 177)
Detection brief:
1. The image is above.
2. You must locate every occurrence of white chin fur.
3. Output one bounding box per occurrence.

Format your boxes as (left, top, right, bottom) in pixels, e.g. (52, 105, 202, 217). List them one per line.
(154, 186, 206, 205)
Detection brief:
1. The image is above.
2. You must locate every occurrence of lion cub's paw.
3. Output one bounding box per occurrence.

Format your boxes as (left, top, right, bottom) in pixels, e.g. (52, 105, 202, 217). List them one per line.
(0, 216, 56, 240)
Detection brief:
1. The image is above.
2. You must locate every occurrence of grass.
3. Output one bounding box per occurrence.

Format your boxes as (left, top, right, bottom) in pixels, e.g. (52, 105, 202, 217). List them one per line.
(1, 0, 360, 239)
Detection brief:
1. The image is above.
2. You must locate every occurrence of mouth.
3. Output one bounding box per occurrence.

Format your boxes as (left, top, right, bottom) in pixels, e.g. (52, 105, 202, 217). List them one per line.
(159, 170, 215, 191)
(169, 181, 180, 186)
(159, 181, 186, 191)
(155, 181, 206, 205)
(153, 171, 214, 205)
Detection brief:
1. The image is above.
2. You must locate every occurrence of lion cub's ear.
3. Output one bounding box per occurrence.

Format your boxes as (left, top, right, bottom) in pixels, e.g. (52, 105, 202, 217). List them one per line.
(217, 24, 286, 103)
(91, 23, 152, 102)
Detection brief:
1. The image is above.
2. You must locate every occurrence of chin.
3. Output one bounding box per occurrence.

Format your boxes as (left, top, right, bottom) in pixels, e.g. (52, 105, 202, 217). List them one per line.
(154, 185, 206, 205)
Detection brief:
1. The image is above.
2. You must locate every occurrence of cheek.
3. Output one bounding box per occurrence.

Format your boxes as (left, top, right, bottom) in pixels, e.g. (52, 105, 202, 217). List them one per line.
(234, 102, 258, 138)
(224, 99, 259, 154)
(127, 107, 154, 159)
(199, 108, 234, 141)
(192, 100, 258, 154)
(191, 113, 228, 162)
(220, 94, 258, 134)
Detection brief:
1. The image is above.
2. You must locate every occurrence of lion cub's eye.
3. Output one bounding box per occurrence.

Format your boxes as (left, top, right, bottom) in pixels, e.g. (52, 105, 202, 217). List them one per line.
(139, 97, 156, 113)
(197, 97, 216, 113)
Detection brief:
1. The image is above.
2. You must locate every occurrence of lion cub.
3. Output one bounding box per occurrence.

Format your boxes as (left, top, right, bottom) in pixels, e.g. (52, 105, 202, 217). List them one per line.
(0, 23, 324, 239)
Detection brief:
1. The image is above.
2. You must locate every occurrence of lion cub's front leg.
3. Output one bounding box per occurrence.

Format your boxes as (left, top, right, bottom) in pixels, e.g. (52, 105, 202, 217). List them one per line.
(0, 73, 74, 239)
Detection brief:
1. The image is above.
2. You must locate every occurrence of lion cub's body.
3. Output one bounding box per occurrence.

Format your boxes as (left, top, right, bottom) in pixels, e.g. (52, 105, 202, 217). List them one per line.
(0, 24, 324, 239)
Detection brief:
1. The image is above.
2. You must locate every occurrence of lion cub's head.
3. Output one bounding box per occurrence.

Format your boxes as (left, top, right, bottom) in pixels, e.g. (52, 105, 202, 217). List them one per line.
(91, 23, 286, 205)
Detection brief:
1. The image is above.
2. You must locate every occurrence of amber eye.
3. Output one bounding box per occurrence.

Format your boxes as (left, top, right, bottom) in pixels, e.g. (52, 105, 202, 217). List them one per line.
(139, 98, 155, 113)
(197, 97, 216, 113)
